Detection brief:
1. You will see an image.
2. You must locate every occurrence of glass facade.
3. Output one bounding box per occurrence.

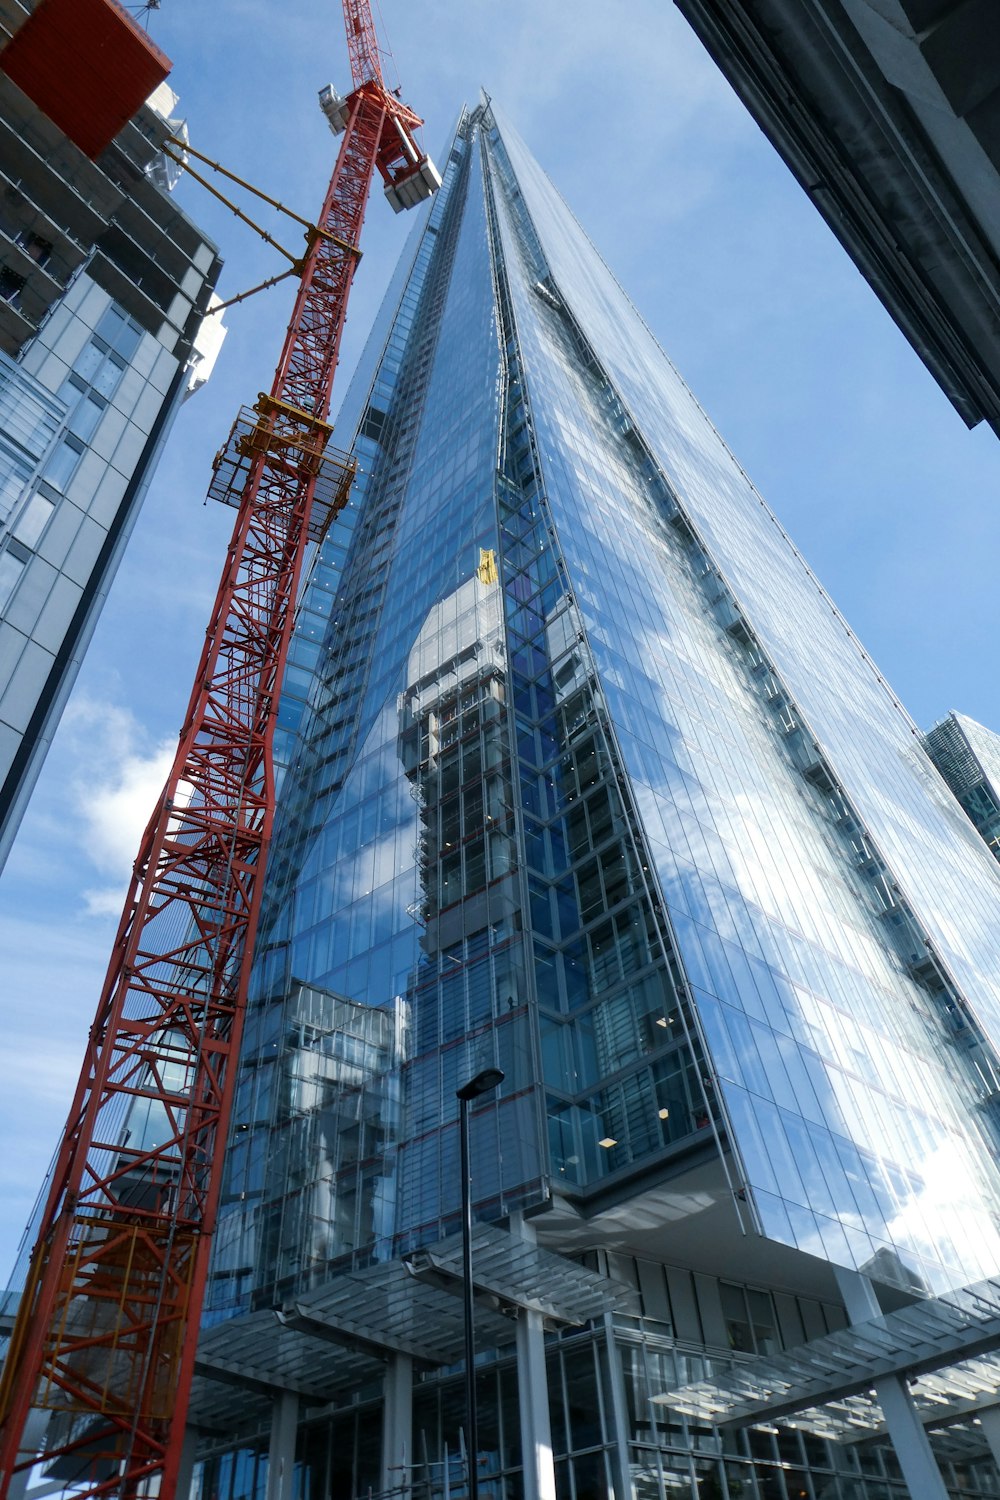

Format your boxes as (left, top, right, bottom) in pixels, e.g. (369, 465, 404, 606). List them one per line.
(195, 99, 1000, 1499)
(489, 105, 1000, 1297)
(0, 72, 222, 870)
(0, 275, 216, 870)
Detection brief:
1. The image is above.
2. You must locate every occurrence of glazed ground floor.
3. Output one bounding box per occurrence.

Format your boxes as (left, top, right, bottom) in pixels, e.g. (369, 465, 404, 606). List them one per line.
(190, 1295, 1000, 1500)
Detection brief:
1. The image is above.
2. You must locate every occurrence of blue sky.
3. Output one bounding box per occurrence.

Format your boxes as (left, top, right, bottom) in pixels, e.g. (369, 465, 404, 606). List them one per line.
(1, 0, 999, 1278)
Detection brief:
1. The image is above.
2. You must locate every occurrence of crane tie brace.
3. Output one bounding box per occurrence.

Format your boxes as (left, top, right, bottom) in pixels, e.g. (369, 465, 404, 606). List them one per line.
(159, 136, 364, 313)
(0, 4, 440, 1495)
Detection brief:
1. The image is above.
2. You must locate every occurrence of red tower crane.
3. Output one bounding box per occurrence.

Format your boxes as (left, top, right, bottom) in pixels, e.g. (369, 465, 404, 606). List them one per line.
(0, 6, 438, 1496)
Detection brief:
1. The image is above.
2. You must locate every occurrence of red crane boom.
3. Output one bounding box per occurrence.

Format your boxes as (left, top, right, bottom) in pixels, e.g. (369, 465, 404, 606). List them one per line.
(0, 5, 438, 1495)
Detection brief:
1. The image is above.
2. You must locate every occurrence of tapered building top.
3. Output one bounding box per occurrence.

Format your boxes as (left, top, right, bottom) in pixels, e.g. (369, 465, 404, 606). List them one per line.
(202, 100, 1000, 1366)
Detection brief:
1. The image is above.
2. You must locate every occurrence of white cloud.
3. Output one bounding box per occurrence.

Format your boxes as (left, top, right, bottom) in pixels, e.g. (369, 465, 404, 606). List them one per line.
(82, 884, 134, 920)
(81, 744, 173, 874)
(60, 695, 176, 917)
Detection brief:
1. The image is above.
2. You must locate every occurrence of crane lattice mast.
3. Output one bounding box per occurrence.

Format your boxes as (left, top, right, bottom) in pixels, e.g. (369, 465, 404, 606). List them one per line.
(0, 7, 438, 1496)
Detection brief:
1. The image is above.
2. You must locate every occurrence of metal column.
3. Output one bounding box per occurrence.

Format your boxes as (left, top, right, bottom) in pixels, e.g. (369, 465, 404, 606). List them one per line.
(381, 1353, 413, 1500)
(600, 1312, 635, 1500)
(976, 1405, 1000, 1472)
(834, 1268, 949, 1500)
(516, 1308, 556, 1500)
(266, 1390, 298, 1500)
(508, 1214, 556, 1500)
(175, 1427, 200, 1500)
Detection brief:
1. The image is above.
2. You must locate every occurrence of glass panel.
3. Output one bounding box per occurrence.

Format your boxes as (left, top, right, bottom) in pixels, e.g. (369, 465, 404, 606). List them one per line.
(0, 549, 25, 610)
(562, 1345, 603, 1451)
(43, 436, 83, 491)
(12, 492, 54, 548)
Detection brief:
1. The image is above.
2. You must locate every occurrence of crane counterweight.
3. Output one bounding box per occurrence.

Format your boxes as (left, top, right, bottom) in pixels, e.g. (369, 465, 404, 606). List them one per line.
(384, 153, 442, 212)
(320, 80, 441, 212)
(319, 83, 350, 135)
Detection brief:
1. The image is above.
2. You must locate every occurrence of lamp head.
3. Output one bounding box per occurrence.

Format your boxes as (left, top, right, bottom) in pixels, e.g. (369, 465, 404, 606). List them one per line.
(456, 1067, 505, 1101)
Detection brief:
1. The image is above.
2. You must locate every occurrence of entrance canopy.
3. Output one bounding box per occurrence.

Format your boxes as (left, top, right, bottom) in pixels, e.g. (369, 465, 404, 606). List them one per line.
(656, 1274, 1000, 1444)
(191, 1225, 638, 1435)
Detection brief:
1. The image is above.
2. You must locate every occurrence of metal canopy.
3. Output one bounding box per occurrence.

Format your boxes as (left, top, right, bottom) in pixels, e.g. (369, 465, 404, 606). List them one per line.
(656, 1274, 1000, 1442)
(190, 1225, 637, 1431)
(406, 1224, 629, 1324)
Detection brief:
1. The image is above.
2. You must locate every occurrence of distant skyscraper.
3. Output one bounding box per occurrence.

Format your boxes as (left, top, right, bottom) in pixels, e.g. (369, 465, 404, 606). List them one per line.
(925, 711, 1000, 862)
(186, 101, 1000, 1500)
(0, 1, 222, 871)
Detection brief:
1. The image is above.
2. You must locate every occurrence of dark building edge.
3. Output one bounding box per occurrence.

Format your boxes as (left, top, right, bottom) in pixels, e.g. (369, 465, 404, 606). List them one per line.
(672, 0, 1000, 438)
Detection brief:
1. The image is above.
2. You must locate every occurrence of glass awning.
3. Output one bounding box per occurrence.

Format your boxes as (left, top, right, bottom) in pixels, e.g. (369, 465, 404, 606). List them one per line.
(191, 1225, 639, 1433)
(655, 1273, 1000, 1442)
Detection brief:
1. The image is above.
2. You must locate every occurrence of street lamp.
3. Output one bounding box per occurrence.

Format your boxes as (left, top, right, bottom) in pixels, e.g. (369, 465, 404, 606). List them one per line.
(456, 1066, 504, 1500)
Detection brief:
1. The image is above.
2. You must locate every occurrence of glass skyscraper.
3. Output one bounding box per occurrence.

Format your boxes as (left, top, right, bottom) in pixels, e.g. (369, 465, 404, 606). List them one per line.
(188, 100, 1000, 1500)
(924, 713, 1000, 864)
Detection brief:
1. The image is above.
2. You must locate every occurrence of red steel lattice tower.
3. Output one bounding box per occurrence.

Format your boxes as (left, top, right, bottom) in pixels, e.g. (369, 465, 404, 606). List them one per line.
(0, 5, 438, 1495)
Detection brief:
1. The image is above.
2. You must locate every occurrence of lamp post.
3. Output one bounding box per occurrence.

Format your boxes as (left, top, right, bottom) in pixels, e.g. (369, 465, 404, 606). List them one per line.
(456, 1066, 504, 1500)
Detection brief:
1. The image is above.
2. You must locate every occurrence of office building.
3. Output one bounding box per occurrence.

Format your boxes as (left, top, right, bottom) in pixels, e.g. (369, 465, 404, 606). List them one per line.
(925, 712, 1000, 862)
(670, 0, 1000, 441)
(0, 0, 223, 870)
(185, 100, 1000, 1500)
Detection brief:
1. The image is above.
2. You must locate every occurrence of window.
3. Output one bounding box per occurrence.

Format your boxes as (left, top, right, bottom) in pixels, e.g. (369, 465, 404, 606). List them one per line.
(16, 231, 52, 266)
(44, 434, 85, 490)
(719, 1282, 778, 1355)
(13, 492, 54, 548)
(67, 392, 106, 443)
(0, 548, 25, 610)
(58, 374, 108, 442)
(93, 353, 127, 400)
(95, 305, 142, 361)
(74, 340, 105, 384)
(0, 268, 25, 305)
(71, 338, 128, 401)
(0, 449, 31, 525)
